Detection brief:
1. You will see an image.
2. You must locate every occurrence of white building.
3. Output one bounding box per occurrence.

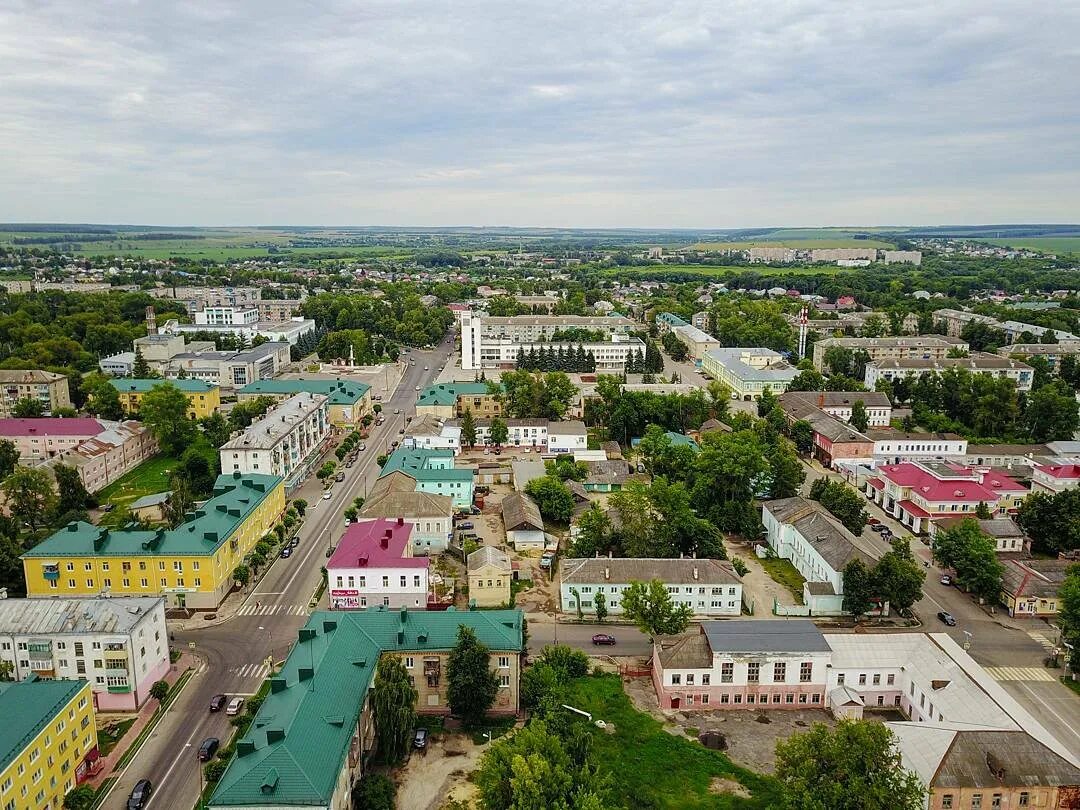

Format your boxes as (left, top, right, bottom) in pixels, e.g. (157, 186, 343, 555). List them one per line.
(560, 557, 742, 618)
(0, 596, 169, 711)
(701, 347, 798, 401)
(358, 475, 453, 555)
(502, 493, 546, 550)
(779, 391, 892, 427)
(326, 519, 429, 610)
(866, 430, 968, 464)
(403, 415, 462, 453)
(194, 306, 260, 326)
(547, 420, 588, 454)
(166, 342, 291, 389)
(459, 312, 639, 370)
(165, 316, 315, 346)
(219, 392, 330, 492)
(864, 352, 1034, 393)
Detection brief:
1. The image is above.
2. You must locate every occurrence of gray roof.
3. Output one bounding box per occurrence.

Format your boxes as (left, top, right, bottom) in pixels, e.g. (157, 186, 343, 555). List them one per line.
(585, 459, 630, 486)
(360, 475, 453, 519)
(1001, 559, 1073, 600)
(0, 596, 164, 635)
(502, 493, 544, 532)
(931, 729, 1080, 788)
(764, 497, 879, 570)
(467, 545, 511, 572)
(781, 391, 892, 410)
(778, 397, 872, 444)
(701, 619, 830, 654)
(867, 352, 1032, 372)
(655, 632, 712, 669)
(129, 491, 172, 510)
(561, 557, 739, 586)
(511, 460, 547, 491)
(549, 420, 587, 436)
(936, 517, 1025, 539)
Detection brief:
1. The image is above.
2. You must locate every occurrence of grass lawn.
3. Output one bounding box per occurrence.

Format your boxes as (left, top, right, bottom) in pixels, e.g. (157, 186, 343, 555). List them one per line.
(758, 557, 806, 605)
(470, 716, 516, 745)
(1061, 676, 1080, 698)
(96, 717, 136, 757)
(978, 237, 1080, 256)
(97, 455, 177, 515)
(563, 674, 781, 809)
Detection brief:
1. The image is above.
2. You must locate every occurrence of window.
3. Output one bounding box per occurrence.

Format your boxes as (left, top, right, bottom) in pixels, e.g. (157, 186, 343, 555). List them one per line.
(701, 694, 709, 704)
(941, 796, 953, 810)
(140, 578, 148, 588)
(785, 693, 794, 704)
(413, 575, 421, 588)
(799, 662, 812, 683)
(886, 673, 895, 686)
(773, 662, 786, 682)
(858, 673, 867, 685)
(400, 575, 407, 588)
(719, 694, 729, 704)
(499, 674, 510, 688)
(971, 794, 982, 809)
(671, 674, 681, 685)
(1018, 793, 1029, 807)
(498, 656, 510, 669)
(405, 657, 414, 668)
(747, 662, 760, 683)
(382, 576, 389, 587)
(772, 693, 781, 704)
(721, 663, 733, 683)
(686, 674, 695, 686)
(701, 673, 710, 685)
(836, 673, 845, 685)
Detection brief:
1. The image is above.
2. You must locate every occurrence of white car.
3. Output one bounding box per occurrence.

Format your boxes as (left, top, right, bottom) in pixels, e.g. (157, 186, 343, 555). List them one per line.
(226, 697, 245, 716)
(358, 443, 366, 451)
(415, 385, 421, 391)
(322, 491, 333, 500)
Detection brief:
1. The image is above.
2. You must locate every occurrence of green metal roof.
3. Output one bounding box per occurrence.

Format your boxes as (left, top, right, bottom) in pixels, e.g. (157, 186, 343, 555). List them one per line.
(23, 472, 282, 559)
(239, 378, 371, 406)
(0, 677, 86, 773)
(208, 608, 522, 808)
(664, 431, 700, 450)
(380, 448, 474, 483)
(416, 382, 495, 407)
(109, 378, 218, 393)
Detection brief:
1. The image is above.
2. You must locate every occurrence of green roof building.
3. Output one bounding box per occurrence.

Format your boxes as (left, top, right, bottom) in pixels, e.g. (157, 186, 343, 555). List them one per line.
(237, 378, 372, 425)
(110, 378, 221, 418)
(664, 431, 700, 451)
(208, 608, 523, 809)
(379, 448, 474, 508)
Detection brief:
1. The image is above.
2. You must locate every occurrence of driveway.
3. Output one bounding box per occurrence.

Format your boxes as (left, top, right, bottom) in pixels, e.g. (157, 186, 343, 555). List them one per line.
(393, 732, 489, 810)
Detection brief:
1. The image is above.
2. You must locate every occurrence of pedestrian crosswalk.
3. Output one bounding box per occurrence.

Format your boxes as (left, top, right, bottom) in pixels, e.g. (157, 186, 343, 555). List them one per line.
(1028, 631, 1056, 652)
(983, 666, 1057, 682)
(229, 662, 273, 680)
(237, 603, 308, 616)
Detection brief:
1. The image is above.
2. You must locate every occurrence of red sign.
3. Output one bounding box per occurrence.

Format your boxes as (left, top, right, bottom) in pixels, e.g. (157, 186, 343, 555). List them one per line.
(331, 589, 359, 596)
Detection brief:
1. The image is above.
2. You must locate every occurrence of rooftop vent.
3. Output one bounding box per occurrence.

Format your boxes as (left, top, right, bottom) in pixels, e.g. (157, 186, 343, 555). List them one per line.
(236, 740, 256, 757)
(266, 728, 285, 744)
(260, 768, 279, 794)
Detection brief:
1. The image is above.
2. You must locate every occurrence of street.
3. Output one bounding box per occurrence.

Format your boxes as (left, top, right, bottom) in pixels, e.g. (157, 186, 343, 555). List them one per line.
(104, 339, 452, 810)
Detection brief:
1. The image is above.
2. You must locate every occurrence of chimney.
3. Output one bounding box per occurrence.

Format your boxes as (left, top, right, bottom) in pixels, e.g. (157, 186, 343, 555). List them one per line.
(818, 392, 825, 408)
(693, 567, 699, 580)
(381, 530, 391, 549)
(397, 517, 404, 526)
(604, 567, 610, 581)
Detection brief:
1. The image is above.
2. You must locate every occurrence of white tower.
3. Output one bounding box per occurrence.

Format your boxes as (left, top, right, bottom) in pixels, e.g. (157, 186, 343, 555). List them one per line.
(797, 306, 808, 359)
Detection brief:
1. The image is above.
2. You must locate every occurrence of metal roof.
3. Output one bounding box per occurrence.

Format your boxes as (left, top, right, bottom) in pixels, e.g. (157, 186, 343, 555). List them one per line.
(561, 557, 740, 586)
(701, 619, 830, 654)
(0, 678, 87, 774)
(110, 378, 218, 393)
(239, 377, 371, 406)
(502, 493, 544, 532)
(0, 596, 163, 635)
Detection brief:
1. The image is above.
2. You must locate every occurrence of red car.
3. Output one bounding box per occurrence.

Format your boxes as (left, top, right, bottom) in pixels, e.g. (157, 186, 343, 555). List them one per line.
(591, 634, 616, 646)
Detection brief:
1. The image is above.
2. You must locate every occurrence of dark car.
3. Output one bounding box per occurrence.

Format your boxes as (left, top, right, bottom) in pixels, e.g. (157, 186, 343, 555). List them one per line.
(458, 521, 474, 530)
(937, 611, 958, 626)
(280, 546, 292, 558)
(198, 737, 220, 762)
(209, 694, 227, 712)
(413, 728, 429, 750)
(335, 472, 345, 482)
(470, 506, 482, 515)
(127, 779, 153, 810)
(592, 633, 617, 646)
(290, 536, 300, 548)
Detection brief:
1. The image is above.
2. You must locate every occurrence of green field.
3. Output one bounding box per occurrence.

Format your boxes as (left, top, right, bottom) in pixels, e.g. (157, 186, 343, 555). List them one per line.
(97, 455, 177, 519)
(610, 264, 858, 278)
(691, 238, 895, 250)
(977, 237, 1080, 256)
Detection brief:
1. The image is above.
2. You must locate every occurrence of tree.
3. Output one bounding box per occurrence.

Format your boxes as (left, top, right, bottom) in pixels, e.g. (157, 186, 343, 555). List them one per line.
(594, 591, 607, 623)
(132, 346, 151, 378)
(161, 477, 194, 528)
(12, 396, 44, 417)
(975, 501, 992, 519)
(524, 476, 574, 523)
(63, 785, 97, 810)
(446, 625, 499, 727)
(1059, 564, 1080, 671)
(873, 539, 925, 614)
(199, 411, 232, 448)
(789, 420, 814, 455)
(932, 519, 1004, 602)
(54, 463, 92, 516)
(83, 373, 125, 420)
(1024, 379, 1080, 442)
(1017, 490, 1080, 556)
(1, 466, 56, 531)
(571, 503, 612, 558)
(767, 438, 805, 499)
(809, 480, 867, 535)
(292, 498, 307, 517)
(489, 417, 509, 447)
(149, 680, 169, 702)
(0, 439, 18, 479)
(351, 773, 396, 810)
(204, 760, 228, 783)
(232, 564, 250, 586)
(139, 382, 196, 455)
(619, 579, 693, 639)
(849, 400, 869, 433)
(371, 655, 417, 764)
(757, 387, 778, 418)
(0, 658, 14, 681)
(841, 559, 877, 619)
(461, 409, 477, 448)
(775, 719, 924, 810)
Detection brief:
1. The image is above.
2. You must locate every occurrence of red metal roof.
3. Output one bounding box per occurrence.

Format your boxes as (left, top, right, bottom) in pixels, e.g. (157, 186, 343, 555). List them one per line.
(897, 499, 932, 519)
(326, 518, 427, 570)
(867, 477, 884, 491)
(0, 418, 104, 437)
(1037, 464, 1080, 480)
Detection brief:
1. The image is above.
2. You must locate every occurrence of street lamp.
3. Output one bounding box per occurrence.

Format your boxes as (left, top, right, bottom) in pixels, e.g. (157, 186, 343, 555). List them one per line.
(962, 630, 973, 651)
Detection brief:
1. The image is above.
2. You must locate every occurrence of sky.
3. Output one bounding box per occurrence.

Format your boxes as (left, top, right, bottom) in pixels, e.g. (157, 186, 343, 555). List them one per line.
(1, 0, 1079, 228)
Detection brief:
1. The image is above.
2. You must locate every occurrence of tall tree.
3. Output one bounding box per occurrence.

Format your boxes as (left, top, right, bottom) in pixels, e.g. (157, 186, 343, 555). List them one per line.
(461, 409, 477, 448)
(619, 579, 693, 640)
(12, 397, 44, 418)
(932, 518, 1004, 602)
(0, 439, 19, 478)
(138, 382, 196, 455)
(810, 480, 867, 535)
(841, 559, 877, 618)
(873, 538, 925, 613)
(53, 464, 92, 517)
(446, 626, 499, 727)
(199, 411, 232, 448)
(132, 346, 151, 378)
(371, 655, 418, 764)
(1058, 564, 1080, 671)
(1024, 379, 1080, 442)
(1, 466, 56, 531)
(489, 416, 509, 447)
(524, 476, 574, 523)
(849, 400, 869, 433)
(571, 503, 613, 558)
(82, 373, 125, 420)
(1017, 490, 1080, 556)
(789, 420, 815, 455)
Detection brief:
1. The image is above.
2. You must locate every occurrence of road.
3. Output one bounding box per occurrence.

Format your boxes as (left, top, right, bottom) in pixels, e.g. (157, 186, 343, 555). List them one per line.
(529, 619, 652, 657)
(105, 338, 452, 810)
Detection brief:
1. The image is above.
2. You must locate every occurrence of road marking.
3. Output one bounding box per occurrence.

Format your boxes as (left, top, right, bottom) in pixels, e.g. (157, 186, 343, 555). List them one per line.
(1028, 631, 1056, 651)
(1013, 681, 1080, 748)
(983, 666, 1057, 682)
(144, 707, 206, 809)
(230, 662, 272, 679)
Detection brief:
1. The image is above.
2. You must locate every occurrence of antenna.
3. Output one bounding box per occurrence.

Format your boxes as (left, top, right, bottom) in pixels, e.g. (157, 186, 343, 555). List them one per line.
(797, 306, 808, 359)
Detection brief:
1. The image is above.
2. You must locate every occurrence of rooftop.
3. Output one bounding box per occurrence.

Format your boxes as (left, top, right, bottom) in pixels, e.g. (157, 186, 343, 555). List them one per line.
(467, 545, 511, 572)
(704, 347, 798, 381)
(764, 497, 879, 570)
(0, 417, 105, 437)
(239, 378, 371, 406)
(780, 390, 892, 410)
(866, 352, 1033, 372)
(1001, 559, 1074, 599)
(702, 619, 830, 654)
(0, 369, 66, 384)
(110, 378, 218, 393)
(501, 492, 544, 532)
(220, 393, 328, 451)
(0, 596, 164, 635)
(561, 557, 740, 586)
(416, 382, 494, 407)
(327, 519, 424, 570)
(380, 447, 473, 483)
(1037, 463, 1080, 480)
(0, 677, 88, 774)
(359, 475, 453, 519)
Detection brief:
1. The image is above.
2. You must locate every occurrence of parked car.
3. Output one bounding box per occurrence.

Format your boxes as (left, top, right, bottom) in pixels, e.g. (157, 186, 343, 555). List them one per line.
(346, 461, 353, 468)
(226, 697, 245, 716)
(280, 547, 292, 559)
(322, 491, 333, 500)
(940, 575, 952, 586)
(198, 737, 220, 762)
(591, 634, 617, 646)
(415, 385, 421, 391)
(290, 536, 300, 548)
(127, 779, 153, 810)
(459, 532, 478, 541)
(867, 517, 881, 526)
(101, 504, 115, 513)
(358, 443, 366, 451)
(470, 505, 482, 515)
(413, 728, 429, 750)
(424, 366, 429, 370)
(335, 472, 346, 482)
(394, 408, 401, 414)
(458, 521, 474, 530)
(391, 440, 399, 448)
(937, 611, 957, 626)
(209, 694, 227, 712)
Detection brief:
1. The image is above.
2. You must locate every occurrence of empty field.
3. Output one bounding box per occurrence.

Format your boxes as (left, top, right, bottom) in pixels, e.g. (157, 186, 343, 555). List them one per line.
(690, 238, 895, 250)
(978, 237, 1080, 256)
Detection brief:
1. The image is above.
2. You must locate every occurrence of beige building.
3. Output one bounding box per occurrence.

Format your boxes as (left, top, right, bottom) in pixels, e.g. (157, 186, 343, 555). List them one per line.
(0, 370, 72, 416)
(468, 545, 512, 607)
(39, 420, 159, 493)
(812, 335, 968, 372)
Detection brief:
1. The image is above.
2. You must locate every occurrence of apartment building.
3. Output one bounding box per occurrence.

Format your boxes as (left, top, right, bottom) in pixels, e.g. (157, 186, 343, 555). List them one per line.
(560, 557, 742, 618)
(0, 370, 71, 417)
(866, 430, 968, 464)
(111, 378, 221, 419)
(0, 678, 97, 810)
(0, 597, 168, 711)
(811, 248, 878, 263)
(416, 382, 503, 419)
(997, 341, 1080, 372)
(238, 378, 371, 426)
(933, 308, 1079, 343)
(220, 393, 330, 492)
(881, 250, 922, 264)
(35, 420, 158, 494)
(327, 519, 429, 610)
(378, 448, 474, 508)
(748, 247, 797, 263)
(1031, 462, 1080, 494)
(256, 299, 304, 322)
(0, 417, 152, 465)
(150, 285, 260, 313)
(467, 545, 512, 607)
(194, 306, 260, 327)
(701, 347, 798, 400)
(21, 472, 285, 609)
(207, 609, 523, 809)
(459, 312, 638, 370)
(863, 352, 1034, 392)
(776, 395, 874, 468)
(779, 391, 892, 427)
(403, 415, 462, 453)
(812, 335, 968, 372)
(166, 341, 291, 388)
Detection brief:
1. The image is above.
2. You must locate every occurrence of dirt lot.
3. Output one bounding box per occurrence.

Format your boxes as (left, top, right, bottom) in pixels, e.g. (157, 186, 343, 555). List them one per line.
(726, 537, 799, 614)
(392, 731, 489, 810)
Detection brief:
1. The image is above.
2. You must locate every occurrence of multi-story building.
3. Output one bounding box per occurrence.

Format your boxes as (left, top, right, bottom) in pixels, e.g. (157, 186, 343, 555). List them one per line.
(0, 677, 98, 809)
(403, 415, 462, 453)
(881, 250, 922, 264)
(327, 519, 429, 610)
(467, 545, 512, 607)
(932, 308, 1079, 343)
(220, 393, 330, 492)
(0, 370, 72, 417)
(460, 312, 639, 370)
(656, 313, 721, 360)
(866, 430, 968, 464)
(164, 316, 315, 346)
(935, 517, 1028, 554)
(166, 341, 291, 389)
(701, 348, 798, 401)
(257, 299, 305, 322)
(150, 285, 260, 313)
(358, 475, 453, 555)
(237, 378, 371, 426)
(811, 248, 877, 263)
(997, 341, 1080, 372)
(812, 335, 968, 372)
(0, 596, 168, 710)
(1031, 462, 1080, 494)
(34, 420, 158, 494)
(416, 382, 502, 419)
(0, 417, 136, 463)
(110, 378, 221, 419)
(776, 394, 875, 468)
(378, 448, 474, 508)
(207, 609, 523, 809)
(748, 247, 797, 263)
(22, 472, 285, 609)
(193, 306, 260, 327)
(548, 420, 588, 453)
(780, 391, 892, 426)
(863, 352, 1034, 392)
(560, 557, 742, 618)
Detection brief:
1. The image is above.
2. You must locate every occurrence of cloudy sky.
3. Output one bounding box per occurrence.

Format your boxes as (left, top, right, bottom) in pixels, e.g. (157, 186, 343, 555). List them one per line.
(2, 0, 1078, 227)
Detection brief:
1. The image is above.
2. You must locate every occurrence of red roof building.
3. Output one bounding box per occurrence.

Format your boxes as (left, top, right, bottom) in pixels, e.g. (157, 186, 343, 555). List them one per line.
(1032, 463, 1080, 495)
(326, 518, 430, 610)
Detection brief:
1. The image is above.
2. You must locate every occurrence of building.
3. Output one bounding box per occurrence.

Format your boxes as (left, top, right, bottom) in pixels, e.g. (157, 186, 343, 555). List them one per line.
(257, 299, 305, 323)
(36, 420, 158, 494)
(459, 312, 640, 370)
(935, 516, 1028, 553)
(502, 493, 546, 550)
(404, 415, 461, 453)
(150, 285, 261, 313)
(110, 378, 222, 419)
(779, 390, 892, 427)
(511, 460, 547, 492)
(652, 620, 831, 710)
(416, 382, 502, 419)
(932, 308, 1079, 343)
(867, 430, 969, 464)
(22, 472, 285, 609)
(0, 370, 71, 417)
(358, 475, 453, 555)
(207, 609, 523, 809)
(220, 393, 331, 492)
(193, 305, 259, 327)
(166, 341, 291, 388)
(327, 519, 429, 610)
(237, 378, 372, 426)
(762, 498, 882, 615)
(0, 417, 117, 462)
(656, 314, 721, 359)
(777, 394, 875, 468)
(881, 250, 922, 264)
(548, 420, 588, 454)
(164, 316, 316, 345)
(812, 335, 968, 372)
(0, 677, 97, 809)
(748, 247, 797, 263)
(133, 332, 191, 369)
(997, 341, 1080, 372)
(379, 448, 474, 509)
(129, 491, 172, 522)
(467, 546, 512, 607)
(1001, 559, 1074, 618)
(562, 557, 742, 619)
(583, 459, 630, 492)
(701, 348, 799, 401)
(1031, 463, 1080, 494)
(811, 248, 878, 263)
(864, 353, 1035, 393)
(0, 596, 168, 710)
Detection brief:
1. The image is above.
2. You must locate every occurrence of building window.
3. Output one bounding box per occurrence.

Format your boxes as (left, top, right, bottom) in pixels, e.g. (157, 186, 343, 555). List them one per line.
(498, 656, 510, 669)
(886, 673, 895, 686)
(836, 673, 845, 685)
(858, 673, 867, 685)
(970, 794, 982, 809)
(701, 673, 710, 686)
(1017, 793, 1029, 807)
(686, 674, 695, 686)
(499, 674, 510, 688)
(747, 662, 759, 683)
(773, 662, 786, 682)
(405, 657, 414, 669)
(990, 795, 1001, 809)
(941, 795, 953, 809)
(799, 662, 812, 682)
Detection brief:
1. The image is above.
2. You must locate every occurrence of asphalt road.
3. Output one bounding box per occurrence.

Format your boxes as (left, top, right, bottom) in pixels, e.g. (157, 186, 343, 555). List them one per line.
(104, 338, 452, 810)
(529, 619, 652, 657)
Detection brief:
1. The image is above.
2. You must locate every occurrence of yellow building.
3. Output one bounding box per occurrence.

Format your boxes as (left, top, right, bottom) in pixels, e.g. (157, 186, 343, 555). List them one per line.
(467, 545, 512, 607)
(22, 472, 284, 610)
(110, 378, 221, 419)
(236, 379, 372, 426)
(0, 677, 97, 810)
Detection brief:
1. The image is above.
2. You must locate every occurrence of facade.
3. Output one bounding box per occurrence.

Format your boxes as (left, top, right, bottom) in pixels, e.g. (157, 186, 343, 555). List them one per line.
(933, 308, 1079, 343)
(812, 335, 968, 371)
(779, 390, 892, 427)
(257, 299, 305, 322)
(935, 517, 1028, 554)
(378, 448, 474, 508)
(165, 316, 315, 345)
(656, 315, 720, 359)
(562, 557, 742, 618)
(1001, 559, 1073, 618)
(327, 519, 429, 610)
(404, 415, 461, 453)
(701, 348, 798, 400)
(467, 545, 512, 607)
(548, 420, 588, 453)
(0, 596, 168, 711)
(37, 420, 158, 494)
(1031, 463, 1080, 494)
(150, 285, 260, 313)
(0, 417, 113, 461)
(208, 609, 523, 809)
(0, 370, 71, 417)
(0, 678, 97, 809)
(165, 341, 291, 388)
(110, 378, 221, 419)
(220, 393, 331, 492)
(22, 472, 285, 609)
(194, 306, 260, 327)
(460, 311, 639, 371)
(237, 378, 372, 426)
(416, 382, 502, 419)
(502, 493, 546, 550)
(358, 475, 453, 555)
(864, 353, 1035, 393)
(777, 394, 874, 468)
(762, 498, 881, 615)
(997, 341, 1080, 372)
(868, 430, 969, 464)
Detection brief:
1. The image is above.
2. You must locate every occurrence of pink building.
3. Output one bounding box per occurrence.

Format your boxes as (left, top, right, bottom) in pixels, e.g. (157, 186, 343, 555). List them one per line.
(1031, 463, 1080, 495)
(865, 461, 1026, 535)
(327, 518, 430, 610)
(0, 417, 108, 460)
(42, 420, 158, 493)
